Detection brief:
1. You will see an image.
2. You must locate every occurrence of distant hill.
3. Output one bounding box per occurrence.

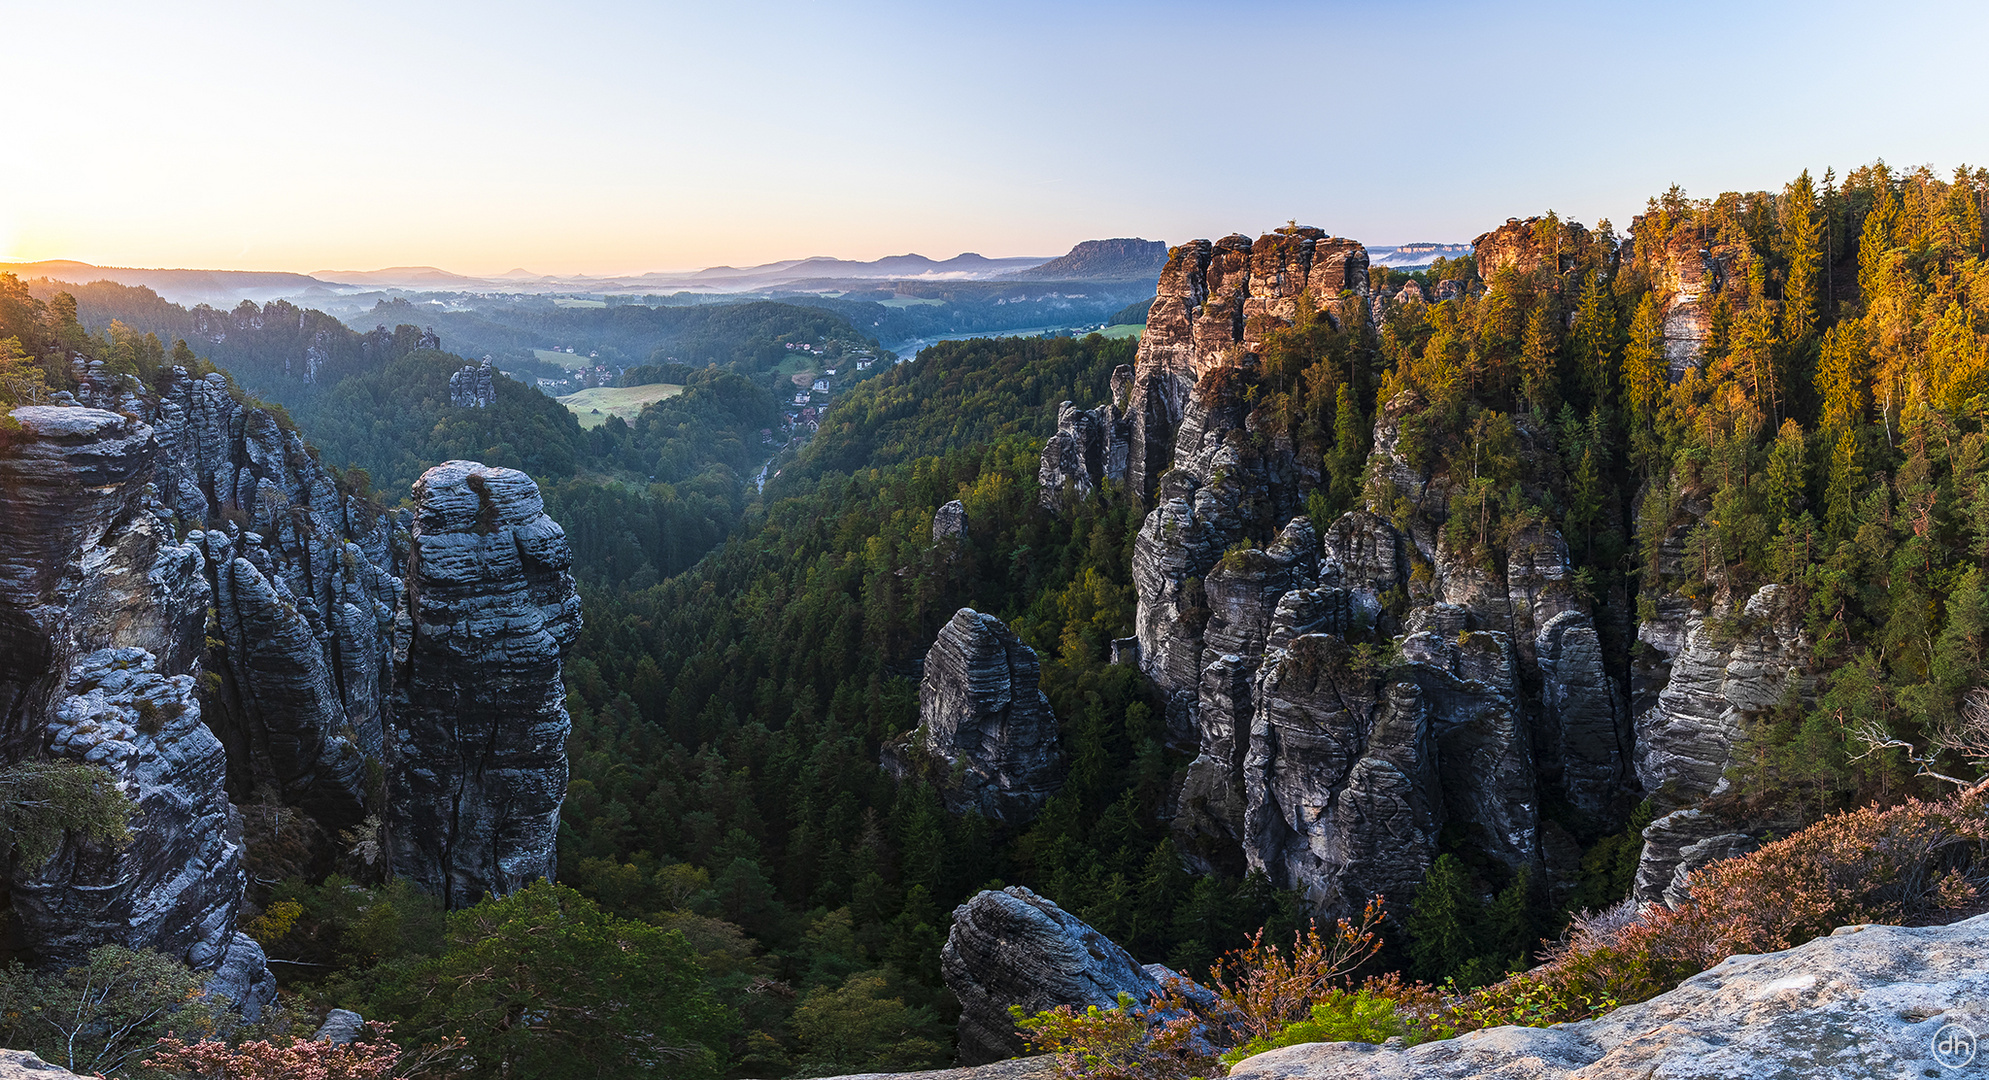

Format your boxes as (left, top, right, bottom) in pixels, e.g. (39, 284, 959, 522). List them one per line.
(312, 266, 488, 288)
(0, 260, 338, 306)
(1367, 242, 1471, 268)
(1010, 238, 1168, 281)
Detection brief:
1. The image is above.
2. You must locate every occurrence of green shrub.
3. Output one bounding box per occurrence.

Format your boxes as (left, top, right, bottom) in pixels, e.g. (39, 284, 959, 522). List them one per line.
(1220, 988, 1404, 1065)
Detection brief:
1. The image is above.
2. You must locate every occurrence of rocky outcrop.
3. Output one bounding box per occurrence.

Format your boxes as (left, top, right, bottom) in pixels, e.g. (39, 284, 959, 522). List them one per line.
(1036, 367, 1132, 507)
(448, 359, 494, 408)
(0, 1050, 83, 1078)
(387, 462, 580, 908)
(0, 366, 577, 1005)
(0, 405, 269, 1014)
(1125, 229, 1368, 501)
(1633, 807, 1766, 908)
(943, 887, 1165, 1065)
(912, 609, 1064, 823)
(1228, 913, 1989, 1080)
(933, 500, 969, 542)
(1631, 216, 1751, 380)
(1472, 216, 1592, 284)
(1633, 583, 1808, 806)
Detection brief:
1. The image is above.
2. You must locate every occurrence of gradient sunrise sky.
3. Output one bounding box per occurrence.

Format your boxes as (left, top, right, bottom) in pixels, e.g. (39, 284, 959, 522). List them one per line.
(5, 0, 1985, 276)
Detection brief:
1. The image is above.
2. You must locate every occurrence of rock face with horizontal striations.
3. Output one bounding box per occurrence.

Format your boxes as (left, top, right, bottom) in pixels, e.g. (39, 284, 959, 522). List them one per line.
(1228, 913, 1989, 1080)
(943, 886, 1165, 1066)
(0, 405, 271, 1016)
(387, 461, 581, 908)
(915, 609, 1064, 823)
(0, 363, 580, 1009)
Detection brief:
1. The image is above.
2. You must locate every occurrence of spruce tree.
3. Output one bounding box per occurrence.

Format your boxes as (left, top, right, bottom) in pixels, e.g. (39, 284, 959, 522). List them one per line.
(1405, 854, 1484, 984)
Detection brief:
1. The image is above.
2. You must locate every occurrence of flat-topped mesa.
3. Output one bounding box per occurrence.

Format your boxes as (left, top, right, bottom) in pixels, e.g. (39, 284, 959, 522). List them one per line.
(913, 609, 1064, 823)
(387, 461, 581, 908)
(1125, 229, 1369, 502)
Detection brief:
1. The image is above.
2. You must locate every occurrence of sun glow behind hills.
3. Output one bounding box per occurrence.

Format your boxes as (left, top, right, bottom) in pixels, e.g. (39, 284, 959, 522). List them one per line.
(5, 0, 1988, 275)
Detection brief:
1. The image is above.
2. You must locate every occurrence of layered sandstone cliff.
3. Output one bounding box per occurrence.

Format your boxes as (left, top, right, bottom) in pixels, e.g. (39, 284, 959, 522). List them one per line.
(0, 364, 576, 1007)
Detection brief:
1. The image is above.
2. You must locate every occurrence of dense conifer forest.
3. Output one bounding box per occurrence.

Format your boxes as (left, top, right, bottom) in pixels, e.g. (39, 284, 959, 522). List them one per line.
(3, 161, 1989, 1077)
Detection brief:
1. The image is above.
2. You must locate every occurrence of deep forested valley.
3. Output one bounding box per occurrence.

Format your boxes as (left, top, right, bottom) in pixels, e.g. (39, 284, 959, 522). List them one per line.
(3, 161, 1989, 1079)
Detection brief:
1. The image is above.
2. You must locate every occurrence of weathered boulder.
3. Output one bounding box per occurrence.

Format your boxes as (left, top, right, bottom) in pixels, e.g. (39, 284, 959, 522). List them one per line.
(914, 609, 1064, 823)
(387, 461, 581, 908)
(804, 1058, 1054, 1080)
(942, 887, 1163, 1065)
(1229, 913, 1989, 1080)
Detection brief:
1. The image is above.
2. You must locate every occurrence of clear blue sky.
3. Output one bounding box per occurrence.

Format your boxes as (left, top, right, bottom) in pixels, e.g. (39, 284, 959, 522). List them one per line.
(5, 0, 1984, 275)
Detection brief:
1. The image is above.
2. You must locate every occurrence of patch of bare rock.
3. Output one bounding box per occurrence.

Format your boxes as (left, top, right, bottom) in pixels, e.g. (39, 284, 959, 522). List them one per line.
(1229, 913, 1989, 1080)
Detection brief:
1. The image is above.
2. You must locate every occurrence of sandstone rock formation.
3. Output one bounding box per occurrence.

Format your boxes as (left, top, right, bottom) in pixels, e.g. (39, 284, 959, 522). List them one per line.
(0, 1049, 83, 1078)
(448, 359, 495, 408)
(912, 609, 1064, 823)
(1036, 366, 1132, 507)
(0, 366, 577, 1009)
(1472, 216, 1593, 283)
(933, 499, 970, 542)
(1228, 913, 1989, 1080)
(0, 405, 270, 1014)
(1633, 583, 1807, 806)
(943, 887, 1165, 1065)
(1116, 223, 1642, 905)
(387, 461, 581, 908)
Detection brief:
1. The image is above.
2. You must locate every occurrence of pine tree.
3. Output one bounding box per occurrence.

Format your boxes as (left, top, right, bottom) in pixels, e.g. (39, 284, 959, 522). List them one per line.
(1762, 419, 1808, 526)
(1623, 294, 1668, 444)
(1570, 270, 1618, 407)
(1815, 322, 1869, 437)
(1780, 171, 1822, 346)
(1405, 854, 1484, 984)
(1823, 429, 1866, 542)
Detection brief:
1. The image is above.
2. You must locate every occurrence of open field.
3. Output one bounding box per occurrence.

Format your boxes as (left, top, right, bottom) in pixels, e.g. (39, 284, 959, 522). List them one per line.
(878, 296, 945, 308)
(1097, 324, 1144, 340)
(557, 383, 684, 428)
(552, 297, 607, 308)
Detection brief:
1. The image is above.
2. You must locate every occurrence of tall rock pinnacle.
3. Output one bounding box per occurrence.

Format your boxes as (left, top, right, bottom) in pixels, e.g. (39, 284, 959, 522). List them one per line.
(387, 461, 581, 908)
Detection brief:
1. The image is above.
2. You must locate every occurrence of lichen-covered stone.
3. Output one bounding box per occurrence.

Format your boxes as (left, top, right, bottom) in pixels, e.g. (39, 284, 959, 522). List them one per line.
(942, 887, 1163, 1065)
(914, 609, 1064, 823)
(387, 462, 580, 908)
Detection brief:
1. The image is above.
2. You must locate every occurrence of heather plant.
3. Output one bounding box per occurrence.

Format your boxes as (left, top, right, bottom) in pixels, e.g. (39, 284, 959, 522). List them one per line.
(1429, 792, 1989, 1034)
(1217, 988, 1405, 1066)
(1202, 897, 1386, 1043)
(144, 1020, 446, 1080)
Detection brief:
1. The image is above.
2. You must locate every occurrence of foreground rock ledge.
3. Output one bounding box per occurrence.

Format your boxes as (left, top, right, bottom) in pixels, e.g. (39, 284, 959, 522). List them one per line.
(1230, 913, 1989, 1080)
